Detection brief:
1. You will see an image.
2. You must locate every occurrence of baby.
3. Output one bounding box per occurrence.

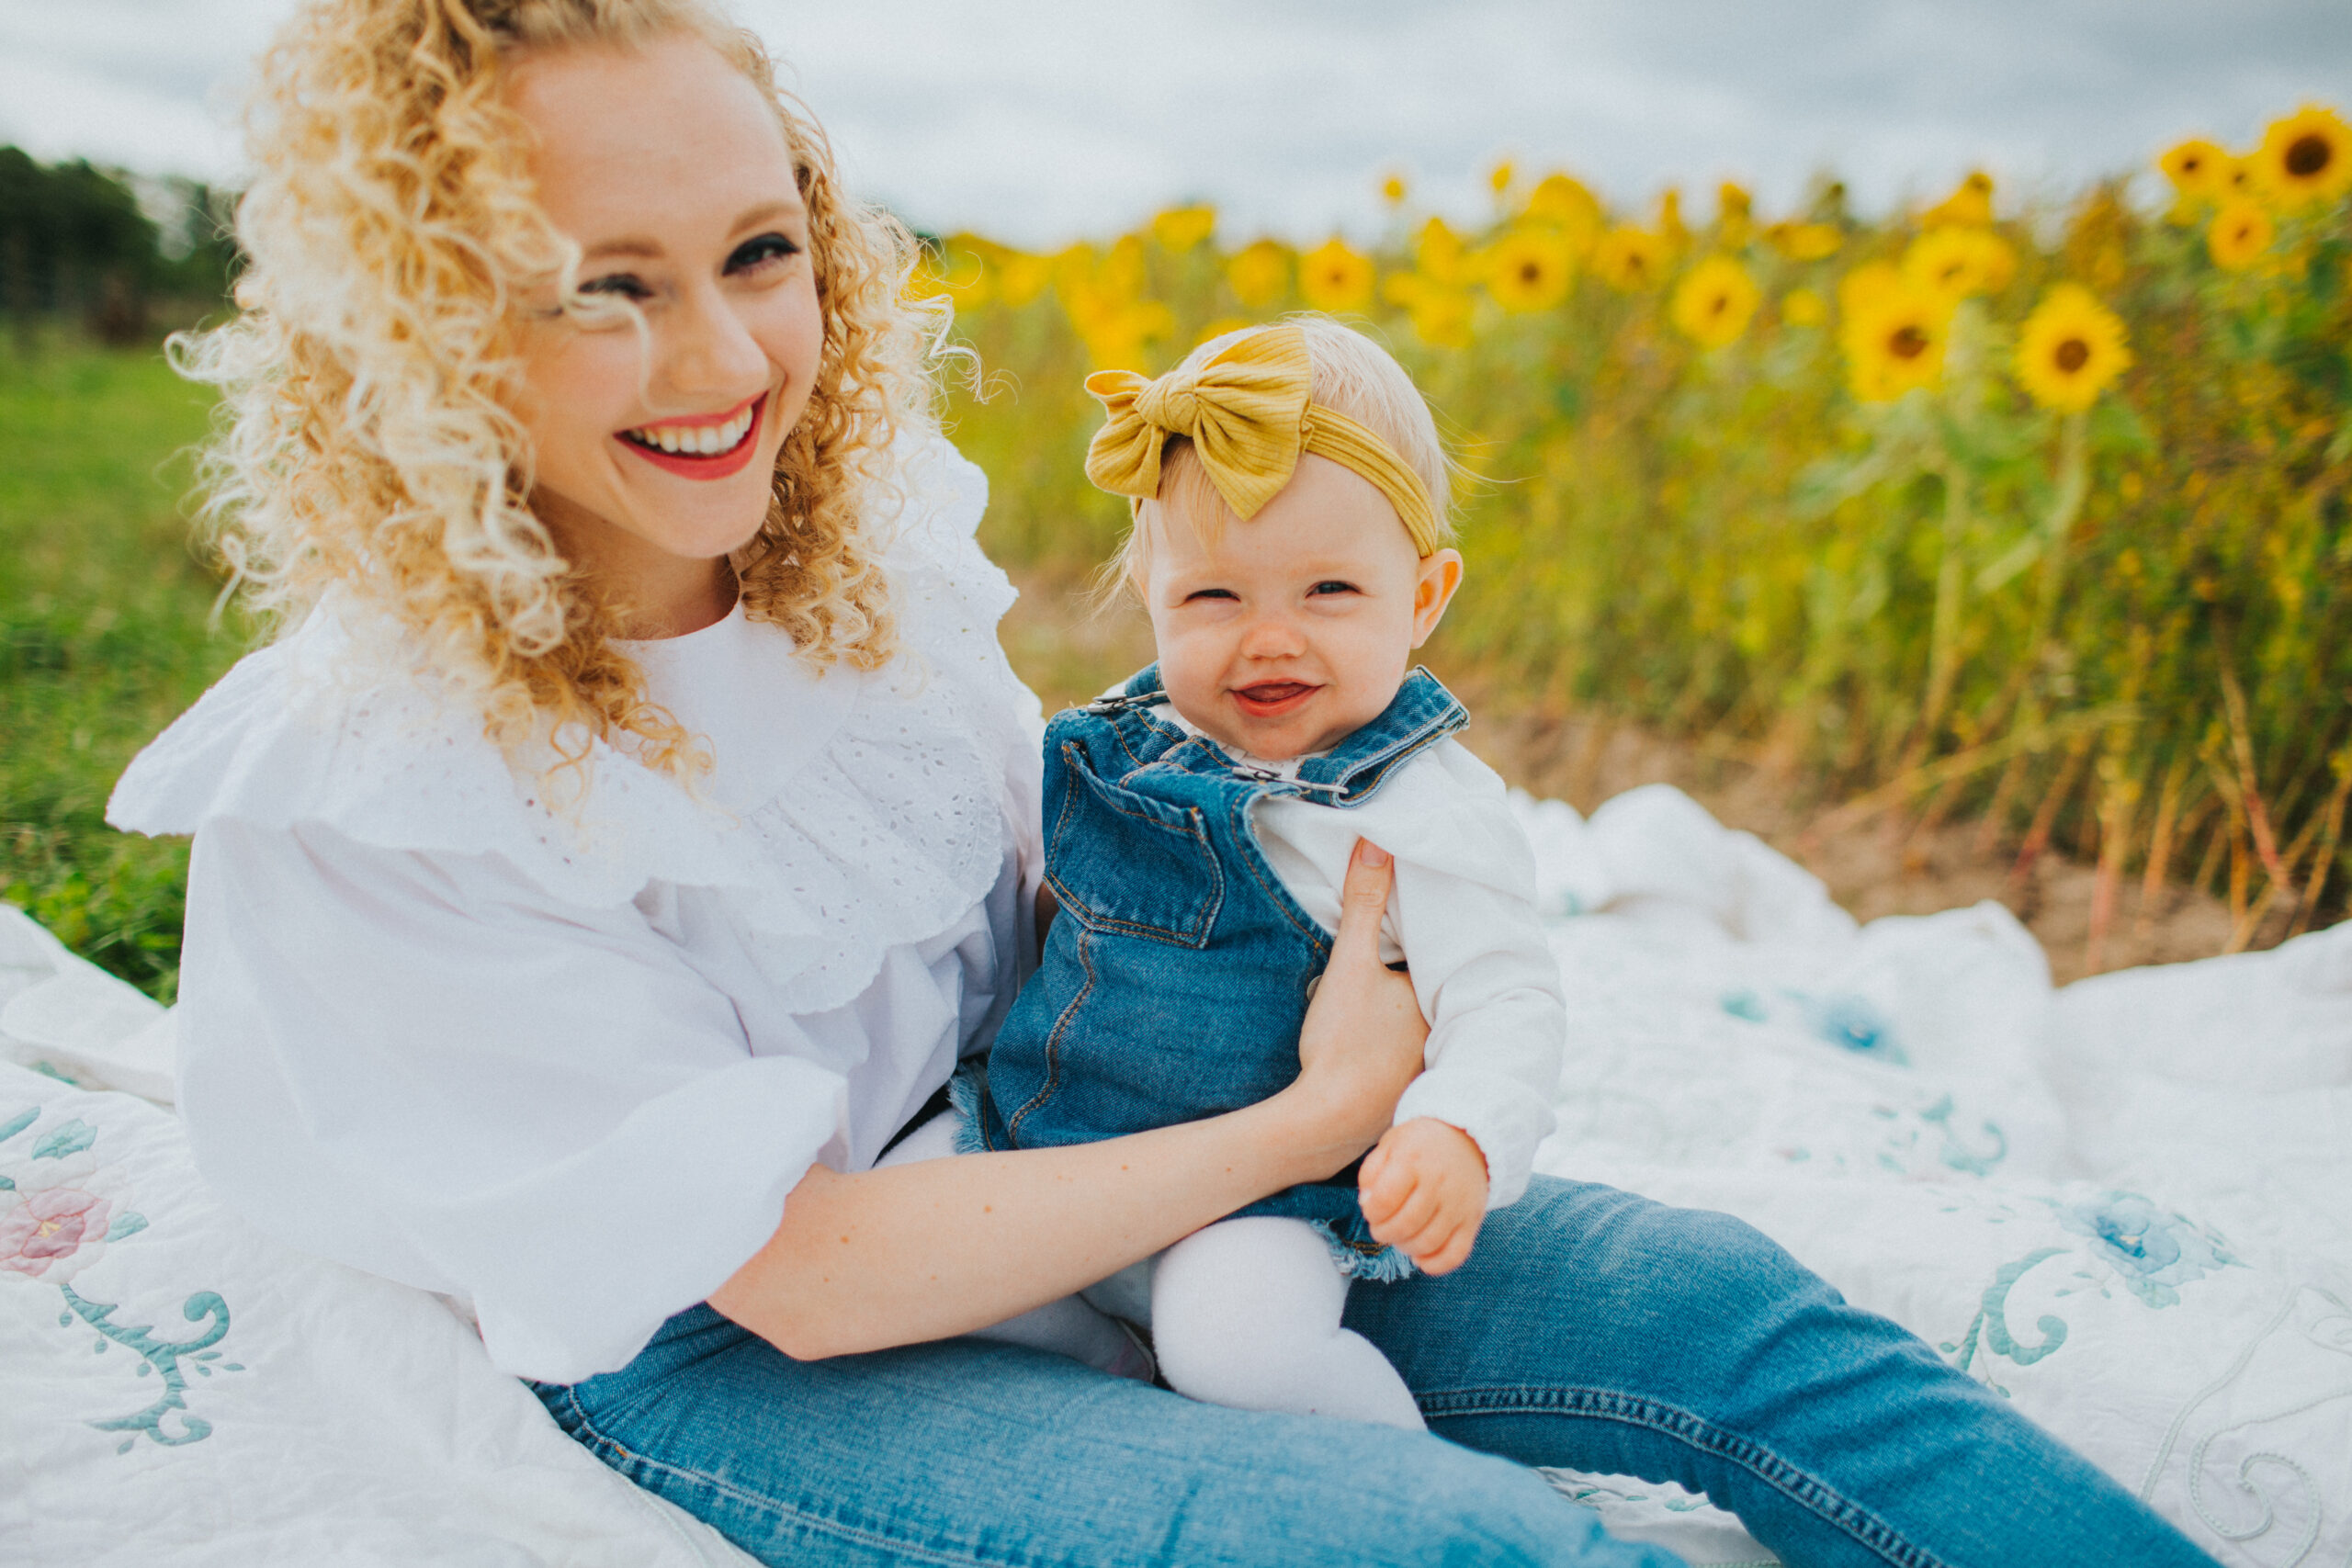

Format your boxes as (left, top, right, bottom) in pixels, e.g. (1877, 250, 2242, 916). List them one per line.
(965, 318, 1566, 1430)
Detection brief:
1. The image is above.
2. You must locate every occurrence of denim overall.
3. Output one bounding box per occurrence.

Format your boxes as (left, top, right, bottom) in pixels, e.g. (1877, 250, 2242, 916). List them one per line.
(964, 663, 1469, 1279)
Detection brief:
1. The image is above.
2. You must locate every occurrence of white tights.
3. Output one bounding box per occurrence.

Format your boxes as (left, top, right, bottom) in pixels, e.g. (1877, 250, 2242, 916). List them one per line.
(1151, 1216, 1426, 1430)
(876, 1117, 1423, 1428)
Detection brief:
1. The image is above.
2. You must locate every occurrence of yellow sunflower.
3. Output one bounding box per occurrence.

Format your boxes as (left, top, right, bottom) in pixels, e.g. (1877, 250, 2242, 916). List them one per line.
(2013, 284, 2132, 412)
(1483, 229, 1576, 312)
(2207, 197, 2275, 270)
(1051, 243, 1100, 307)
(1385, 274, 1474, 348)
(1415, 217, 1470, 286)
(1840, 282, 1952, 402)
(1227, 240, 1291, 309)
(910, 243, 990, 310)
(1781, 288, 1826, 327)
(1838, 260, 1902, 319)
(2158, 138, 2231, 204)
(1591, 226, 1669, 291)
(1381, 173, 1408, 207)
(1299, 237, 1376, 314)
(1715, 181, 1753, 246)
(1099, 235, 1148, 300)
(1770, 221, 1843, 261)
(1075, 298, 1177, 375)
(1150, 205, 1217, 253)
(993, 251, 1052, 308)
(1656, 187, 1689, 248)
(1903, 225, 2016, 301)
(1524, 174, 1602, 251)
(2251, 105, 2352, 209)
(1670, 255, 1760, 348)
(1920, 170, 1995, 228)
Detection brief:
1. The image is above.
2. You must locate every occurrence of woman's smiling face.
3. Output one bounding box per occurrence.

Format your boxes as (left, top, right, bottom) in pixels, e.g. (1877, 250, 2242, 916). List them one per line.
(507, 34, 821, 621)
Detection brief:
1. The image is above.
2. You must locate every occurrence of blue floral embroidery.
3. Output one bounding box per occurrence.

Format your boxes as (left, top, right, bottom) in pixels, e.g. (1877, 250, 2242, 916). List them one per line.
(2057, 1190, 2238, 1308)
(1942, 1190, 2243, 1393)
(60, 1285, 235, 1451)
(1919, 1094, 2007, 1178)
(1719, 987, 1908, 1066)
(0, 1101, 244, 1451)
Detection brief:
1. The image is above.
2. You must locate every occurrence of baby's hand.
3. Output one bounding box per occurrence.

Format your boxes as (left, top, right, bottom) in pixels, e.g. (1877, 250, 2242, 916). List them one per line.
(1356, 1118, 1488, 1276)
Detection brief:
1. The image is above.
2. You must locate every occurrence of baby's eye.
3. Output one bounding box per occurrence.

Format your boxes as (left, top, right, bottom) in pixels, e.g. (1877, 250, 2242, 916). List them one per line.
(1182, 588, 1238, 603)
(1307, 580, 1360, 597)
(727, 232, 802, 275)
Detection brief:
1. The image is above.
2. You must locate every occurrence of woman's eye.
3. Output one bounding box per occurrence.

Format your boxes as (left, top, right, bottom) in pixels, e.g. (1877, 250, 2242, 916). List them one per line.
(728, 232, 801, 275)
(1308, 581, 1359, 597)
(575, 273, 650, 301)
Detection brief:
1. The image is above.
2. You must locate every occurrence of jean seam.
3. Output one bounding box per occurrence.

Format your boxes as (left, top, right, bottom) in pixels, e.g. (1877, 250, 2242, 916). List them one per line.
(1420, 1384, 1955, 1568)
(559, 1387, 1035, 1568)
(1225, 792, 1334, 956)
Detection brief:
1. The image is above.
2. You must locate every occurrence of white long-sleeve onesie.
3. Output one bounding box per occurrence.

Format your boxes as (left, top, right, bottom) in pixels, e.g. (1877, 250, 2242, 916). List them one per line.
(1116, 705, 1567, 1427)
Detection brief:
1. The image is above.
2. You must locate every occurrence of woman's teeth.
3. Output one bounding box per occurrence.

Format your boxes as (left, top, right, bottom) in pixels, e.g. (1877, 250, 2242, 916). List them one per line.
(622, 404, 754, 457)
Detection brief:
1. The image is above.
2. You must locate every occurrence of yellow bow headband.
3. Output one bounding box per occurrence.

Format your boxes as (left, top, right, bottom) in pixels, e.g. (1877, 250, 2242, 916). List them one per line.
(1081, 326, 1441, 557)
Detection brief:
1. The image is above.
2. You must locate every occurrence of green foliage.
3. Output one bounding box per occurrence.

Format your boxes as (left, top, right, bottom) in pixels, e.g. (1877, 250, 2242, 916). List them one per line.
(0, 340, 247, 999)
(0, 149, 238, 344)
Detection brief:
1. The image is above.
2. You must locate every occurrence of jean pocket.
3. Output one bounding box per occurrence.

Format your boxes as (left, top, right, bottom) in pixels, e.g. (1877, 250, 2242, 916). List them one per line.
(1048, 742, 1225, 946)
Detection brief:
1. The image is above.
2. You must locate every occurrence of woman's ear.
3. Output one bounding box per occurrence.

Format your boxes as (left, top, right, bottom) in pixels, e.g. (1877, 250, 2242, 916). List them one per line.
(1409, 548, 1464, 649)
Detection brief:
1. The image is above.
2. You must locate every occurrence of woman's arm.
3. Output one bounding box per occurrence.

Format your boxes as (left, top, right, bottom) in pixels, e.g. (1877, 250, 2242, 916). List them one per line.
(708, 840, 1427, 1360)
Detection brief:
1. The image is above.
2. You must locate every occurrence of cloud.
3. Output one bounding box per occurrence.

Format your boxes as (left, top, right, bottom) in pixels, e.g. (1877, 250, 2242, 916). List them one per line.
(0, 0, 2345, 242)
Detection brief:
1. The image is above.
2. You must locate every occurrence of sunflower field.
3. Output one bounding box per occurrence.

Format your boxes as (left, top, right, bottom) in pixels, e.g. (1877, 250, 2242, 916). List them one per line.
(928, 105, 2352, 959)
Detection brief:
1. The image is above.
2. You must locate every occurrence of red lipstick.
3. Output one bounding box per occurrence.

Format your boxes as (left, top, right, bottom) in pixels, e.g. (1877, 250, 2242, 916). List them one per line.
(616, 392, 767, 480)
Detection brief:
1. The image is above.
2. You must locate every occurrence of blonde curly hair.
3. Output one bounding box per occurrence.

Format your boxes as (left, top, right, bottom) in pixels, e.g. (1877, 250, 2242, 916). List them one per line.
(176, 0, 940, 776)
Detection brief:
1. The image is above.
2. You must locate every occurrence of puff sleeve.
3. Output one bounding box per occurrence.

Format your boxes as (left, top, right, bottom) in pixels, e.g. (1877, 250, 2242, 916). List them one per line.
(174, 817, 846, 1382)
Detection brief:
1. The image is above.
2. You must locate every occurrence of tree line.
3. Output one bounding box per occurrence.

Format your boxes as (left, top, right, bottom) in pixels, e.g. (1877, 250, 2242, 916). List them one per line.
(1, 148, 238, 347)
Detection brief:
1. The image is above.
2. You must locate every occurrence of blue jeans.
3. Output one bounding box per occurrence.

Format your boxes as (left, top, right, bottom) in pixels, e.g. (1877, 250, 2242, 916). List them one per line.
(531, 1176, 2214, 1568)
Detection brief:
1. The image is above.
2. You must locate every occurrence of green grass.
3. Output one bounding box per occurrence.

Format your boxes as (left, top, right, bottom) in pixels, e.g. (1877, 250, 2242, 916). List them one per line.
(1, 335, 246, 1001)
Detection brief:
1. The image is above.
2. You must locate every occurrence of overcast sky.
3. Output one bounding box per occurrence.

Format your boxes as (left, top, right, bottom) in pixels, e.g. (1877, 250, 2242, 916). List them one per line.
(1, 0, 2346, 244)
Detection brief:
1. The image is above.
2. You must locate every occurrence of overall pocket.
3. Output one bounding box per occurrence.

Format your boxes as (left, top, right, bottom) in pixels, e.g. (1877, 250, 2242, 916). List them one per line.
(1046, 742, 1225, 947)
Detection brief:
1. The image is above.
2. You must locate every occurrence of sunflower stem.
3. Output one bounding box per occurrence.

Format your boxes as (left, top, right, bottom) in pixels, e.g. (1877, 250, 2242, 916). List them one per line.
(1920, 458, 1971, 746)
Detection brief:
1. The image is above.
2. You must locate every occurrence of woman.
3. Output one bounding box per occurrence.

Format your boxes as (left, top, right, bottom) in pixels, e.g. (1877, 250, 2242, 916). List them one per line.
(110, 2, 2215, 1564)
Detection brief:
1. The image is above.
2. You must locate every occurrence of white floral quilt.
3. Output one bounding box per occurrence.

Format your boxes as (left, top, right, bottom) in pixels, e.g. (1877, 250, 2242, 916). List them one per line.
(2, 784, 2346, 1567)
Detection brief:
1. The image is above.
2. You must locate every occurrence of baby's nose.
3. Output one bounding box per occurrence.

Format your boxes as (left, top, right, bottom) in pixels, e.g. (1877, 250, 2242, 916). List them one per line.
(1238, 611, 1306, 657)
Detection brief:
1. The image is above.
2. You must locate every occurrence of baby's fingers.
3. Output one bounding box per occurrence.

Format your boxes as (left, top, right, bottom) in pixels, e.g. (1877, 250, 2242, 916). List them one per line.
(1411, 1221, 1478, 1277)
(1365, 1180, 1442, 1249)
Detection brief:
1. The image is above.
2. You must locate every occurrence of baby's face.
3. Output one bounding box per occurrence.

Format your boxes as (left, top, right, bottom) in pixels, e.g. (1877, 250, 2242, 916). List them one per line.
(1142, 455, 1463, 761)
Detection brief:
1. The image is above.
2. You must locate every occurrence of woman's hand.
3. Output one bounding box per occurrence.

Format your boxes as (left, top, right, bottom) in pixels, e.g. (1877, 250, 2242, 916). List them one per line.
(711, 838, 1429, 1361)
(1270, 840, 1430, 1185)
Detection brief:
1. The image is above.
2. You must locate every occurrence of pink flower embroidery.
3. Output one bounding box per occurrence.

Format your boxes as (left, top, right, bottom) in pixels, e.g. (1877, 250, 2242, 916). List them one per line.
(0, 1187, 112, 1280)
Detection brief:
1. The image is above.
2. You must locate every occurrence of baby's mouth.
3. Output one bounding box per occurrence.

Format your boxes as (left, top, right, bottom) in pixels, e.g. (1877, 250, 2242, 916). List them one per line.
(1232, 681, 1319, 717)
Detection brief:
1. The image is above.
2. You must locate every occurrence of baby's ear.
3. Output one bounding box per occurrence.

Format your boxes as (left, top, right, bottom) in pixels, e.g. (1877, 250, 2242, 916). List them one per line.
(1410, 549, 1464, 648)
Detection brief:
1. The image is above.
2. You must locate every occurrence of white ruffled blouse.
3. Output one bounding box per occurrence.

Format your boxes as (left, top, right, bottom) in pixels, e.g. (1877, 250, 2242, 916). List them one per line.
(107, 436, 1046, 1384)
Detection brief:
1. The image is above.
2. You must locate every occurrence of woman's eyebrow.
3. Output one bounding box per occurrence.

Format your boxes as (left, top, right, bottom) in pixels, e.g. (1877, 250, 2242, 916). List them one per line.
(729, 199, 806, 238)
(583, 236, 662, 261)
(581, 204, 803, 263)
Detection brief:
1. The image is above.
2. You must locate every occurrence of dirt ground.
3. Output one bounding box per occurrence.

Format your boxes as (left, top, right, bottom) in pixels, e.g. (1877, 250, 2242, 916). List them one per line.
(998, 570, 2283, 987)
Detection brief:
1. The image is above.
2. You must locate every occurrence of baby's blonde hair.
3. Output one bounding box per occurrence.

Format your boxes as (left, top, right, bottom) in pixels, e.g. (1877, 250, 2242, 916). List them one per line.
(1108, 315, 1456, 596)
(176, 0, 940, 777)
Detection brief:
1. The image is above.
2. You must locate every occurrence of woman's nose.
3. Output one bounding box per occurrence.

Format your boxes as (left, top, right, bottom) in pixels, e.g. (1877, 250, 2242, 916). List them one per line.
(656, 284, 766, 408)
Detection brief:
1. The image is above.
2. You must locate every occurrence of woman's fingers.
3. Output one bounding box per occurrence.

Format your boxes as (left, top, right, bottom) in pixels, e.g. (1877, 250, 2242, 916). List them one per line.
(1326, 838, 1394, 977)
